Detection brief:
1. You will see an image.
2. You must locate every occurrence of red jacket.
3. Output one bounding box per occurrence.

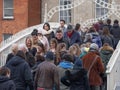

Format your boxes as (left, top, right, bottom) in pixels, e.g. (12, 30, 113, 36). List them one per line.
(82, 51, 105, 86)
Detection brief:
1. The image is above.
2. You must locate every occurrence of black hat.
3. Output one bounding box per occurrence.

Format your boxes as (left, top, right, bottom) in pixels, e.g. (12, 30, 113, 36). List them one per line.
(45, 51, 54, 61)
(67, 24, 73, 31)
(31, 29, 38, 36)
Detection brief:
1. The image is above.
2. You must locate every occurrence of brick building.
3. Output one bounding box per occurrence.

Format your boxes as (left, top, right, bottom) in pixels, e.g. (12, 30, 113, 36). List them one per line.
(0, 0, 41, 42)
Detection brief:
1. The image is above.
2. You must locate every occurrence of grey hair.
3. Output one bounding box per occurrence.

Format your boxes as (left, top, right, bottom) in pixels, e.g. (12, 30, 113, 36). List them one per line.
(18, 44, 28, 52)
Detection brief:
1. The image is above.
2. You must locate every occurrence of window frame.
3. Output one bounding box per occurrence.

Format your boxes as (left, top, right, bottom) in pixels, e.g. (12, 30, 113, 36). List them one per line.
(59, 0, 72, 24)
(95, 0, 108, 18)
(3, 0, 14, 19)
(3, 33, 13, 40)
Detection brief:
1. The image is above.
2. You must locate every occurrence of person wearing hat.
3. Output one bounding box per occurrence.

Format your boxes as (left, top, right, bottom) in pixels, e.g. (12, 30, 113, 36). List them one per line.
(34, 51, 60, 90)
(64, 24, 81, 47)
(82, 43, 105, 90)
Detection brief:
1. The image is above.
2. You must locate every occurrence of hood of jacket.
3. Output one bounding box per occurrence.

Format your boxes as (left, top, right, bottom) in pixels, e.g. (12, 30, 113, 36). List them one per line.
(0, 76, 10, 83)
(59, 61, 73, 69)
(7, 56, 25, 66)
(100, 50, 113, 55)
(100, 46, 114, 53)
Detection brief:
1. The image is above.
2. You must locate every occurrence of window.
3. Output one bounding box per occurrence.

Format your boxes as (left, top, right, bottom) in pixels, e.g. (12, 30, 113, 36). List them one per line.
(59, 0, 72, 24)
(3, 33, 13, 40)
(3, 0, 14, 19)
(95, 0, 108, 18)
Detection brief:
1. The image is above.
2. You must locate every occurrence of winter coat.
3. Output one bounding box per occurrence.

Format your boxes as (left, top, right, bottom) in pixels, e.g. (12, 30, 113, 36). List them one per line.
(28, 47, 37, 57)
(58, 61, 74, 90)
(6, 56, 34, 90)
(110, 24, 120, 39)
(55, 37, 70, 49)
(38, 35, 50, 51)
(77, 30, 86, 43)
(61, 68, 90, 90)
(31, 61, 43, 80)
(26, 52, 35, 68)
(0, 76, 16, 90)
(110, 24, 120, 48)
(91, 32, 102, 48)
(6, 53, 14, 64)
(104, 24, 112, 32)
(38, 28, 55, 42)
(64, 31, 81, 46)
(84, 32, 102, 47)
(45, 31, 55, 42)
(34, 61, 60, 90)
(100, 46, 114, 69)
(82, 51, 105, 86)
(101, 35, 114, 48)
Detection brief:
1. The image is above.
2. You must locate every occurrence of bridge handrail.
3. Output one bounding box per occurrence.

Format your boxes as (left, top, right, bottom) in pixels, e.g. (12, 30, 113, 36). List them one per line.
(106, 41, 120, 74)
(0, 22, 59, 53)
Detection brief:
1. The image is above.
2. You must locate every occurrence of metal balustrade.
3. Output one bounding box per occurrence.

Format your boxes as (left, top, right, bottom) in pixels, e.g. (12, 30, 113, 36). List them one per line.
(106, 41, 120, 90)
(0, 22, 60, 66)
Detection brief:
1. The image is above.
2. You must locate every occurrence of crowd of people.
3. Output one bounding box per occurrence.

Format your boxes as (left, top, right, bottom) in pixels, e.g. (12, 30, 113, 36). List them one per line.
(0, 19, 120, 90)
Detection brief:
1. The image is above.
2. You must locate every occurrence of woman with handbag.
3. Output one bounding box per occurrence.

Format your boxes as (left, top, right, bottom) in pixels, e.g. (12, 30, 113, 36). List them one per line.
(82, 43, 105, 90)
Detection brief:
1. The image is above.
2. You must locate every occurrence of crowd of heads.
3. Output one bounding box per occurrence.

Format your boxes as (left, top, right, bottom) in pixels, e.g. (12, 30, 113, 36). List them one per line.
(1, 18, 120, 90)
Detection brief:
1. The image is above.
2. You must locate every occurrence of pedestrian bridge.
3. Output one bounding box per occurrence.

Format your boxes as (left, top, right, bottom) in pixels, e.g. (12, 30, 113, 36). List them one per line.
(0, 22, 120, 90)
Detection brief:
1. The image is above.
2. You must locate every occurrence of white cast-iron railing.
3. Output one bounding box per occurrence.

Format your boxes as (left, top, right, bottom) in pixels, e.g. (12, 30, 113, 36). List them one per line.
(106, 40, 120, 90)
(0, 22, 60, 66)
(44, 0, 120, 28)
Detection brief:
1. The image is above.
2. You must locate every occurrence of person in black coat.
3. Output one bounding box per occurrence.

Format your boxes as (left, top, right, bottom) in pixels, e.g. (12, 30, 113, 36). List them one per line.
(110, 19, 120, 49)
(6, 43, 18, 64)
(0, 66, 16, 90)
(55, 29, 70, 49)
(6, 50, 34, 90)
(61, 62, 90, 90)
(32, 54, 45, 80)
(18, 44, 36, 68)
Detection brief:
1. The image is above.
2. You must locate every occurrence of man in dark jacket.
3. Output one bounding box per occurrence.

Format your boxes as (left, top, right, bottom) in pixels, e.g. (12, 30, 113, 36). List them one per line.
(6, 50, 34, 90)
(110, 19, 120, 48)
(18, 44, 35, 68)
(104, 19, 112, 31)
(55, 29, 69, 48)
(64, 24, 81, 47)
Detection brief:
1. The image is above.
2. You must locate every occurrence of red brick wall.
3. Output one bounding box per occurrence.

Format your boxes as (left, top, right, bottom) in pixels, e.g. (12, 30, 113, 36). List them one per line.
(0, 0, 28, 42)
(0, 0, 42, 42)
(28, 0, 41, 26)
